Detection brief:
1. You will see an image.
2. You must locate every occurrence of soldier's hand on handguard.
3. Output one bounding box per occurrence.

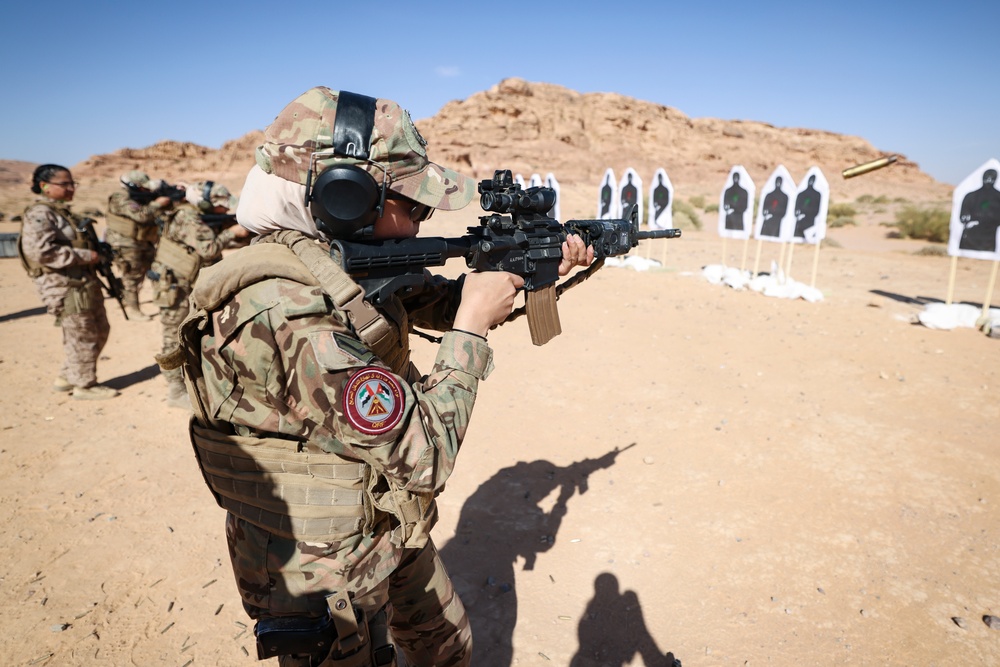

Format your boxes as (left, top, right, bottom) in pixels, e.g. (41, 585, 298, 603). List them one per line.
(231, 225, 251, 240)
(154, 196, 173, 208)
(558, 234, 594, 277)
(454, 271, 525, 337)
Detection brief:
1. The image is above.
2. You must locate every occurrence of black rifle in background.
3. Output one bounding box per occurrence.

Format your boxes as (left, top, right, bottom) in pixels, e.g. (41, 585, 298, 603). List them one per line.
(76, 218, 129, 320)
(125, 181, 187, 205)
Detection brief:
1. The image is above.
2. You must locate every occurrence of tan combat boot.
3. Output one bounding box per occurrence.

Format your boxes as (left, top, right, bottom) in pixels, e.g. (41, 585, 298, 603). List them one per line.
(72, 384, 120, 400)
(124, 292, 153, 321)
(53, 376, 73, 392)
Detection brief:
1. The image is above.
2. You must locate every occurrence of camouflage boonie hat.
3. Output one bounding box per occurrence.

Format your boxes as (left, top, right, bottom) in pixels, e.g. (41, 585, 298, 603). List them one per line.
(122, 170, 151, 189)
(255, 86, 475, 211)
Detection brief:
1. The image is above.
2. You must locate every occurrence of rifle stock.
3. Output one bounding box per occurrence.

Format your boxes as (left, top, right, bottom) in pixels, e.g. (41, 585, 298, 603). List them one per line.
(332, 170, 682, 345)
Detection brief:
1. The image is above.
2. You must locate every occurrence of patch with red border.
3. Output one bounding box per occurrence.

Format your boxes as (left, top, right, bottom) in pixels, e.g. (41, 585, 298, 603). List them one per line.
(342, 367, 405, 435)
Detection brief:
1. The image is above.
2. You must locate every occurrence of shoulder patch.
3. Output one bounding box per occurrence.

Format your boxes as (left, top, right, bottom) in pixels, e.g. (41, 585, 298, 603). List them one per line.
(343, 367, 404, 435)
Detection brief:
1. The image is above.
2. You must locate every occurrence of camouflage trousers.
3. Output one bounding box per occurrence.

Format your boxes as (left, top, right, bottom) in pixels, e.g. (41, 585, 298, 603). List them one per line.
(158, 297, 189, 389)
(234, 530, 471, 667)
(57, 305, 111, 388)
(110, 239, 157, 299)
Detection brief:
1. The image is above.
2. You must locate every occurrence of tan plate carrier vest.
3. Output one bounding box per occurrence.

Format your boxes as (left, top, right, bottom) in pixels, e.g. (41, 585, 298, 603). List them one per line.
(168, 231, 434, 549)
(106, 208, 160, 243)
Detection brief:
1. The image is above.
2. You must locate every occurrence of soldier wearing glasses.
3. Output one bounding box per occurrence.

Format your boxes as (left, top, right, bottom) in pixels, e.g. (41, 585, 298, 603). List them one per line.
(17, 164, 118, 400)
(168, 87, 590, 666)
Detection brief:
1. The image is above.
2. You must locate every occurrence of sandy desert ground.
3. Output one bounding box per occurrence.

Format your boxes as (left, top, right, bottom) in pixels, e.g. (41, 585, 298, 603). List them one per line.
(1, 211, 998, 667)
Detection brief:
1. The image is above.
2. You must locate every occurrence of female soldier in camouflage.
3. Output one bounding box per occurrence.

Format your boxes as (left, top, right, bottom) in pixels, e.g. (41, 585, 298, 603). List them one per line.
(18, 164, 118, 399)
(171, 88, 590, 666)
(150, 180, 248, 408)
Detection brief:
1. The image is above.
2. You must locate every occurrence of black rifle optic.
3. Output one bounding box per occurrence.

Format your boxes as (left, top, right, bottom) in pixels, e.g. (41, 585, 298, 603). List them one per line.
(76, 218, 129, 320)
(332, 169, 681, 345)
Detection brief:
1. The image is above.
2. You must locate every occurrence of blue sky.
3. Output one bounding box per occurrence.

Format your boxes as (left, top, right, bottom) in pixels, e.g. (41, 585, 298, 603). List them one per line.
(2, 1, 997, 186)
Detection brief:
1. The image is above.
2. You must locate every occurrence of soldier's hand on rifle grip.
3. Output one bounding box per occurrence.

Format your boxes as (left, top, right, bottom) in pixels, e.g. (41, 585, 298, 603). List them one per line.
(454, 271, 526, 337)
(153, 196, 173, 208)
(558, 234, 594, 277)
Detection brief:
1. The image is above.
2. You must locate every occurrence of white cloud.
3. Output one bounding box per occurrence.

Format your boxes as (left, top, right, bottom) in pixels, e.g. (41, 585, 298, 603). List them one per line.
(435, 66, 461, 78)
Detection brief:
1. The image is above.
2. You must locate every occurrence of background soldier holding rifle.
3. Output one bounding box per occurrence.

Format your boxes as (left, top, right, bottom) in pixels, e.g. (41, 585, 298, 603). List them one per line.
(17, 164, 119, 400)
(150, 180, 248, 408)
(106, 169, 179, 320)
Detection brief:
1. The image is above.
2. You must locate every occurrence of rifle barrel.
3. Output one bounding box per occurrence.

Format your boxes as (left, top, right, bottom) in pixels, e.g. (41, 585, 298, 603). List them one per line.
(638, 229, 682, 240)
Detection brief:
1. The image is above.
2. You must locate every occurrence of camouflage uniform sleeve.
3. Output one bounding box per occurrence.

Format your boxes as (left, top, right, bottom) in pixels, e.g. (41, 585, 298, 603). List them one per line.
(400, 271, 464, 332)
(108, 190, 158, 224)
(21, 204, 91, 269)
(215, 226, 240, 247)
(173, 208, 225, 262)
(317, 326, 494, 495)
(208, 279, 492, 496)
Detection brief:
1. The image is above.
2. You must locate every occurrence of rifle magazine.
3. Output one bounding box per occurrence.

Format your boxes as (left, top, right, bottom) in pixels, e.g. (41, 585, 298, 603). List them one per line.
(526, 284, 561, 346)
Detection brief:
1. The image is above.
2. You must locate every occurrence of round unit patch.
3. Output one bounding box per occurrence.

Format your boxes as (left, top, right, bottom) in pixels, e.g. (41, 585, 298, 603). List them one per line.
(343, 367, 405, 435)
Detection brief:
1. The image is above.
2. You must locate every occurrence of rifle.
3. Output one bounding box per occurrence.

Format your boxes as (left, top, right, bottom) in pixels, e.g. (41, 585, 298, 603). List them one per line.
(125, 180, 187, 205)
(332, 169, 682, 345)
(75, 218, 129, 320)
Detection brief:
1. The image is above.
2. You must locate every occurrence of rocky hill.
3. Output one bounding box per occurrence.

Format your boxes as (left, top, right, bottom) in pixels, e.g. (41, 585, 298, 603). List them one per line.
(0, 78, 950, 223)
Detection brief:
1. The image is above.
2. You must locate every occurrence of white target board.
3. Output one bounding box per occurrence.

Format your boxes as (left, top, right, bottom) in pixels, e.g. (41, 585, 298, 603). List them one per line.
(618, 168, 643, 222)
(791, 167, 829, 245)
(949, 158, 1000, 261)
(598, 168, 618, 219)
(754, 165, 797, 242)
(718, 165, 755, 240)
(648, 168, 673, 230)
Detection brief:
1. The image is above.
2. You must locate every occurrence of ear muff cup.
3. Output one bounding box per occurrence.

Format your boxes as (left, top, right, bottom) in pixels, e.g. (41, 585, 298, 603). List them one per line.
(310, 164, 380, 238)
(198, 181, 214, 211)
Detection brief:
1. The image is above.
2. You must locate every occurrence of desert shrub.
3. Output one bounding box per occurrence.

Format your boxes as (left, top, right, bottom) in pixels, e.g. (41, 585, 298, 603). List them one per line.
(705, 203, 719, 213)
(673, 199, 703, 230)
(821, 237, 842, 248)
(829, 202, 857, 218)
(893, 197, 909, 204)
(914, 245, 947, 256)
(856, 194, 889, 205)
(688, 195, 706, 209)
(886, 205, 950, 243)
(828, 216, 856, 228)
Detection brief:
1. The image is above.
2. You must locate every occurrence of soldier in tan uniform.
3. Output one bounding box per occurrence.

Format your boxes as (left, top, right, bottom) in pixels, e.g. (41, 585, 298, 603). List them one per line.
(18, 164, 118, 400)
(167, 88, 590, 666)
(106, 170, 174, 320)
(150, 181, 249, 408)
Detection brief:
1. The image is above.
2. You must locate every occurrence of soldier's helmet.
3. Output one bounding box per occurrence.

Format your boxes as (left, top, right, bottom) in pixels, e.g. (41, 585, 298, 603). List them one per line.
(187, 181, 237, 211)
(121, 170, 151, 190)
(254, 86, 475, 212)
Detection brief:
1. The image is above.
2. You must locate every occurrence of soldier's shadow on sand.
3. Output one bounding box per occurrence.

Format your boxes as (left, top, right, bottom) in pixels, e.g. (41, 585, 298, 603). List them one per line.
(439, 449, 648, 667)
(0, 306, 47, 323)
(570, 573, 680, 667)
(104, 363, 161, 390)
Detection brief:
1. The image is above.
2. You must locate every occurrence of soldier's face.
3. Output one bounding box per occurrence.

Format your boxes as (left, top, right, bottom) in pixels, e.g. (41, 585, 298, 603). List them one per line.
(43, 170, 76, 202)
(374, 198, 422, 240)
